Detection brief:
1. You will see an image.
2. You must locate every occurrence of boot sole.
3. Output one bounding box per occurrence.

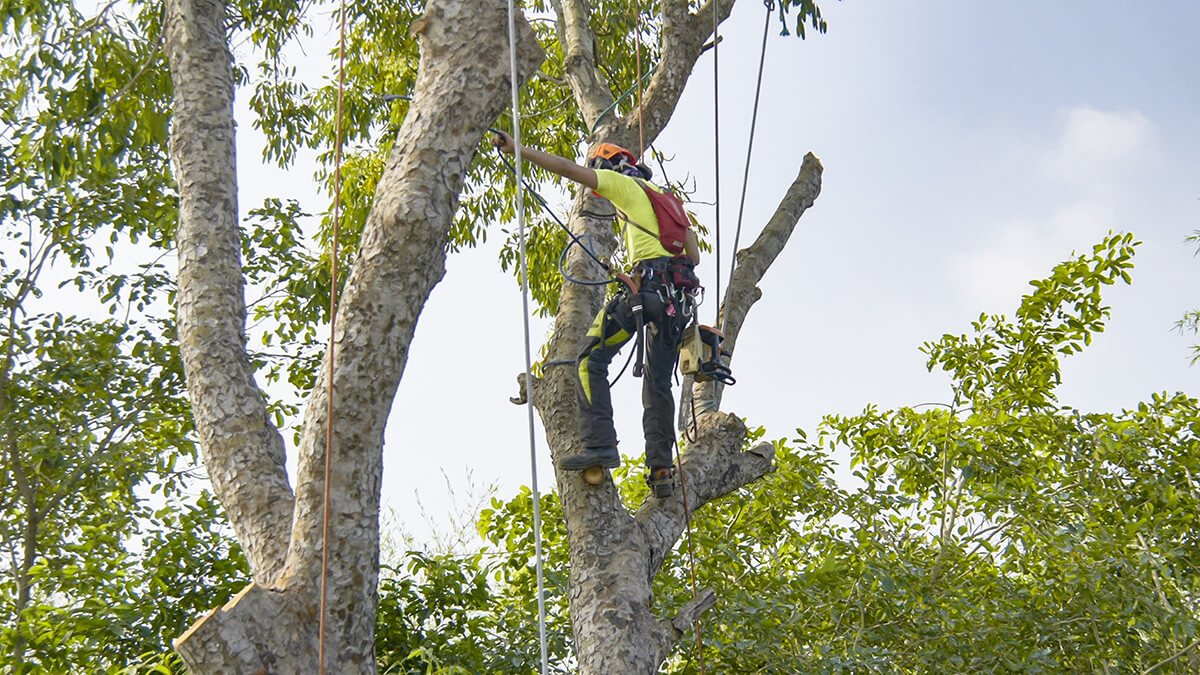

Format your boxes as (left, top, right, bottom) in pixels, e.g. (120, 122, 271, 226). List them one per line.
(557, 456, 620, 471)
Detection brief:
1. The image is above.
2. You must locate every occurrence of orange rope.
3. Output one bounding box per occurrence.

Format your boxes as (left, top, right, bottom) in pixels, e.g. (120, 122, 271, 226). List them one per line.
(319, 0, 348, 669)
(674, 440, 707, 675)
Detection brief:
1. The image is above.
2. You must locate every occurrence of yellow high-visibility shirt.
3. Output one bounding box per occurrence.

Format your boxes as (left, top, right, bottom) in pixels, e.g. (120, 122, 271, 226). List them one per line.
(595, 169, 674, 264)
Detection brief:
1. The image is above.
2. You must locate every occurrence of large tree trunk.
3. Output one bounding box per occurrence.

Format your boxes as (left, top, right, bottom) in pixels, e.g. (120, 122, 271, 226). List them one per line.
(530, 2, 823, 670)
(530, 156, 821, 673)
(165, 0, 543, 671)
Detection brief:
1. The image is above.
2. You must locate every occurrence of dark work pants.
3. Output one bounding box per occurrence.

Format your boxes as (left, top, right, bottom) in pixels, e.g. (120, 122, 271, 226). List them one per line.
(576, 278, 686, 472)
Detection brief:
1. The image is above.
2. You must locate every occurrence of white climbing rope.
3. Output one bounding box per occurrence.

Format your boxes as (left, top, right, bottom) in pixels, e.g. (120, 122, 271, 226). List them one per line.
(504, 3, 550, 673)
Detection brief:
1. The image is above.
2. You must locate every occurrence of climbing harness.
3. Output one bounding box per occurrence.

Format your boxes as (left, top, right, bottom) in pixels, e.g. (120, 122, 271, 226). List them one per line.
(502, 2, 550, 672)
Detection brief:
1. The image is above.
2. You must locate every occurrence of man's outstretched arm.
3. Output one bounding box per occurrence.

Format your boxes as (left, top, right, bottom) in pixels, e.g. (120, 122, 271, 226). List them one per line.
(491, 131, 598, 190)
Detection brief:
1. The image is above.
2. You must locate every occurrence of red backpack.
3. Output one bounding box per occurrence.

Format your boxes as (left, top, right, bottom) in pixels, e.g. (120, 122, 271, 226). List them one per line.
(628, 178, 690, 256)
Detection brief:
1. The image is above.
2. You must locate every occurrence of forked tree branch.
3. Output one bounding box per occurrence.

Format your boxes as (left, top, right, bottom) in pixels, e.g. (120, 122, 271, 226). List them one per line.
(637, 411, 775, 571)
(692, 151, 823, 412)
(165, 0, 294, 583)
(631, 0, 733, 145)
(172, 0, 543, 670)
(646, 153, 823, 565)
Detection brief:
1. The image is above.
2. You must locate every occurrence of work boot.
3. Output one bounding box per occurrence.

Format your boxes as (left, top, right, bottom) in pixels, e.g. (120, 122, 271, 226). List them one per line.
(646, 467, 674, 499)
(557, 446, 620, 471)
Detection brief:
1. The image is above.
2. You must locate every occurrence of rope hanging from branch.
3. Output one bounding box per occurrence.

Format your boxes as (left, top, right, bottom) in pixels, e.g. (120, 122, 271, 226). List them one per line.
(712, 0, 723, 330)
(504, 1, 551, 673)
(725, 0, 774, 333)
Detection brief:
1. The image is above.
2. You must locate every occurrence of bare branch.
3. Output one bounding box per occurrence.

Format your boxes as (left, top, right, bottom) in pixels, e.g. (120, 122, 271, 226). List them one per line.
(692, 152, 823, 411)
(1141, 638, 1200, 675)
(670, 587, 717, 634)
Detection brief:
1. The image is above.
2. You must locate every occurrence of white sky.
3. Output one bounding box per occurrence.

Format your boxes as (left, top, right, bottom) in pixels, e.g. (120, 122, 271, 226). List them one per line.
(31, 1, 1200, 545)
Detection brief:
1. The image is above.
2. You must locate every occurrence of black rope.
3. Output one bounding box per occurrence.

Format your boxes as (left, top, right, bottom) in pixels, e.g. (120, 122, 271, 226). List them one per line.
(545, 344, 636, 386)
(725, 0, 774, 333)
(711, 1, 722, 330)
(609, 334, 639, 387)
(559, 233, 613, 287)
(489, 136, 613, 276)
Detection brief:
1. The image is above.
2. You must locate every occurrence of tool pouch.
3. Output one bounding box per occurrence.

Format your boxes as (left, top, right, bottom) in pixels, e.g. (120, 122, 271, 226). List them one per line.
(666, 255, 699, 291)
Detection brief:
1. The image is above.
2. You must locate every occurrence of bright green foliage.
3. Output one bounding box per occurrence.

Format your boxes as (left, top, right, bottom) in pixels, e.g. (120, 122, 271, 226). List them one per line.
(1178, 229, 1200, 364)
(0, 312, 250, 672)
(0, 2, 255, 671)
(0, 0, 176, 273)
(669, 233, 1199, 672)
(373, 488, 572, 674)
(476, 488, 574, 672)
(376, 552, 495, 674)
(453, 235, 1200, 673)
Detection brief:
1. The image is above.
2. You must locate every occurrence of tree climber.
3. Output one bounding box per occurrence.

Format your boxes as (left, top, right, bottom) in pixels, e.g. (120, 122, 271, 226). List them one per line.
(491, 132, 701, 498)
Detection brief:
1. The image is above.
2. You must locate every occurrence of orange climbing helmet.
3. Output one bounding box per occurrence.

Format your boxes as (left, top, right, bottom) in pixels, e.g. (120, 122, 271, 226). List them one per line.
(587, 142, 652, 180)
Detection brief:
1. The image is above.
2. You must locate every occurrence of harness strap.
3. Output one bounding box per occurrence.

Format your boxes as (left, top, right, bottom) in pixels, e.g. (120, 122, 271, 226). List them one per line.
(622, 216, 661, 245)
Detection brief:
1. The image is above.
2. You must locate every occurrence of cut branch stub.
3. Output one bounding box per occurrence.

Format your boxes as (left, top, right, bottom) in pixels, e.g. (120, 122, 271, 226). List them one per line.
(692, 152, 823, 414)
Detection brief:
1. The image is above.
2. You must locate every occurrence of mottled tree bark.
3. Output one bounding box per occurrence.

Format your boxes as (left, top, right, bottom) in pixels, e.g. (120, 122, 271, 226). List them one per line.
(165, 0, 543, 671)
(165, 0, 294, 586)
(525, 2, 823, 673)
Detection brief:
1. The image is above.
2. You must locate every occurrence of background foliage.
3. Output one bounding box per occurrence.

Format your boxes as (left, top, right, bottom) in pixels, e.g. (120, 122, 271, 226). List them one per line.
(473, 234, 1200, 673)
(0, 1, 248, 671)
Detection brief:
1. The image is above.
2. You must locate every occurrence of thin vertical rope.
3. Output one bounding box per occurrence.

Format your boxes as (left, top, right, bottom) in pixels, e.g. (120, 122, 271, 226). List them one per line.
(319, 0, 348, 670)
(724, 0, 773, 334)
(675, 441, 707, 675)
(711, 0, 722, 327)
(504, 2, 550, 673)
(635, 4, 645, 158)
